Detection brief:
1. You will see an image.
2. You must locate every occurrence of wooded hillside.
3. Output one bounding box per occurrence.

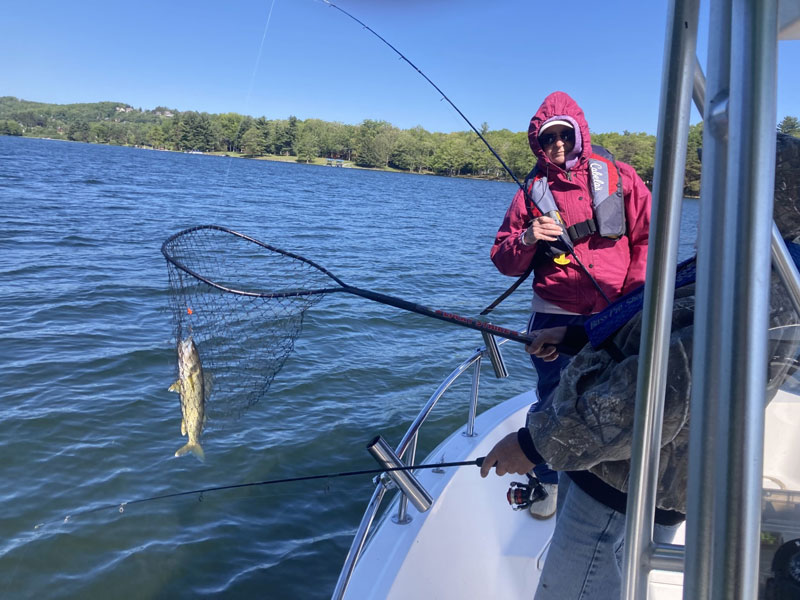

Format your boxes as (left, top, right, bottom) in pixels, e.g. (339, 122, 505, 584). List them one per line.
(2, 96, 798, 196)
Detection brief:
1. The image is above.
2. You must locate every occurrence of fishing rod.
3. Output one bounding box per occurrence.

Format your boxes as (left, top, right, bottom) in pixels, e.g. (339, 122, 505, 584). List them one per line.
(320, 0, 610, 306)
(43, 458, 485, 527)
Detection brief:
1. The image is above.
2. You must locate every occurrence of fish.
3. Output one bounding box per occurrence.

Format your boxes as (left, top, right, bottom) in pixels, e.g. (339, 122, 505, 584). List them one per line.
(168, 336, 211, 461)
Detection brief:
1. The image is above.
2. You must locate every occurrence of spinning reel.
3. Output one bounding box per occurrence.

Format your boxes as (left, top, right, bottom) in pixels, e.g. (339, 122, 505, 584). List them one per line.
(506, 472, 549, 511)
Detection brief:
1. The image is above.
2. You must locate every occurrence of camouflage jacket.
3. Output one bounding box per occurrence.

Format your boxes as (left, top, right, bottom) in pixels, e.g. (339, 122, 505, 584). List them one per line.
(527, 132, 800, 514)
(527, 278, 799, 514)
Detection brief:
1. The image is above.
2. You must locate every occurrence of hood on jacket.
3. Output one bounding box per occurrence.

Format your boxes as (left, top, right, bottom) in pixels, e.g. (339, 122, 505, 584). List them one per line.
(528, 91, 592, 171)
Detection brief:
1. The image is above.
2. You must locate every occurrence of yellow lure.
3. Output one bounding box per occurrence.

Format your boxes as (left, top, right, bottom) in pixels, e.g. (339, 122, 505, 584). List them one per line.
(554, 254, 571, 265)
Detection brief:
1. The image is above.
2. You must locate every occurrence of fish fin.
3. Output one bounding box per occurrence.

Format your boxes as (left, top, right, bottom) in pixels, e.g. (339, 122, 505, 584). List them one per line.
(175, 442, 205, 462)
(181, 418, 187, 436)
(168, 380, 181, 393)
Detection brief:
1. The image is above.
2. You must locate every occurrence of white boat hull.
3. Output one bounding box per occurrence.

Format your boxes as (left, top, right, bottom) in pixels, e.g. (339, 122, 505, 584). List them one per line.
(343, 378, 800, 600)
(344, 390, 691, 599)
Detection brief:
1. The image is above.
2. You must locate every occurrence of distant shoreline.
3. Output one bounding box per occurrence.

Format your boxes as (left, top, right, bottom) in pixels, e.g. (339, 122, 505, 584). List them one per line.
(3, 134, 511, 182)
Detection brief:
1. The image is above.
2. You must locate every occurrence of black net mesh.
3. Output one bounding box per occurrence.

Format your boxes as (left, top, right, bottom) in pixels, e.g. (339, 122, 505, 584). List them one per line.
(162, 225, 341, 419)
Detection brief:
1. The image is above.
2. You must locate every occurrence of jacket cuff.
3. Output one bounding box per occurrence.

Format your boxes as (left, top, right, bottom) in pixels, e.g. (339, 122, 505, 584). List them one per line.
(518, 231, 537, 249)
(517, 427, 544, 464)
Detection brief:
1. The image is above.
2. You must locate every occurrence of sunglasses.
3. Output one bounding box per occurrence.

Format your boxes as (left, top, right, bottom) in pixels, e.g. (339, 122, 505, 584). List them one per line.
(539, 130, 575, 146)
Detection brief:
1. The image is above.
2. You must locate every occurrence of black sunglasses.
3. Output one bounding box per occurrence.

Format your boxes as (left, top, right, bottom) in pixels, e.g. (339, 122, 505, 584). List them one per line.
(539, 130, 575, 146)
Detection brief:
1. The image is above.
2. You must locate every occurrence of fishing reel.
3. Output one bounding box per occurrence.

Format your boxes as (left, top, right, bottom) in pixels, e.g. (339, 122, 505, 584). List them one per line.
(541, 210, 572, 265)
(506, 472, 548, 510)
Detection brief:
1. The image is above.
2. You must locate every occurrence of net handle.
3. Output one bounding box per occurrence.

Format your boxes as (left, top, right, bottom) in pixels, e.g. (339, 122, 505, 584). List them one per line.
(342, 285, 534, 345)
(162, 225, 535, 345)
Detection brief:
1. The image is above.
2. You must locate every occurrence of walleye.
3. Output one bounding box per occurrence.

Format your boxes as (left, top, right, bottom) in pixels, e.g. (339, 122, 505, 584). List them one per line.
(168, 336, 211, 461)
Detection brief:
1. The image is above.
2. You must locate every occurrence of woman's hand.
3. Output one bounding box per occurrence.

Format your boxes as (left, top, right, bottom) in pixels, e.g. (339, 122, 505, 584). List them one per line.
(526, 326, 567, 362)
(522, 215, 564, 245)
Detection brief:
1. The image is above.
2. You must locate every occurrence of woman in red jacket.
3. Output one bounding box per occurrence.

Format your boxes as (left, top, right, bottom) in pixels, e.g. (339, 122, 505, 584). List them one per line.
(490, 91, 652, 516)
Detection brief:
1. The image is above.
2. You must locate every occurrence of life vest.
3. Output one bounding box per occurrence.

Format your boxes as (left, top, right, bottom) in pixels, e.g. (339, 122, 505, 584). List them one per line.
(523, 145, 625, 256)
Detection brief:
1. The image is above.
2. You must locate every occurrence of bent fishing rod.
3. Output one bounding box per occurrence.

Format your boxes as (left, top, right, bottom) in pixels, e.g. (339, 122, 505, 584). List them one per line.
(43, 457, 485, 527)
(320, 0, 610, 306)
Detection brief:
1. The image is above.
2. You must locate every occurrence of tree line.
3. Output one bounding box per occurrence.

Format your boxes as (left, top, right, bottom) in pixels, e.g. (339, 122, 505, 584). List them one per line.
(2, 96, 799, 196)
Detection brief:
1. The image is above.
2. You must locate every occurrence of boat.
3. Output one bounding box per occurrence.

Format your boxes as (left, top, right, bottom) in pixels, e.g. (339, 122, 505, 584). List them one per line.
(331, 2, 800, 598)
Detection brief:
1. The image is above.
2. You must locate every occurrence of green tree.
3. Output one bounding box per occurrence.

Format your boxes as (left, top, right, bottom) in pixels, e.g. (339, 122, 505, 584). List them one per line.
(294, 123, 319, 162)
(331, 123, 357, 161)
(779, 115, 800, 137)
(431, 134, 471, 176)
(503, 131, 535, 180)
(216, 112, 245, 152)
(173, 111, 214, 151)
(91, 122, 111, 144)
(240, 126, 266, 156)
(593, 130, 657, 188)
(147, 124, 167, 149)
(391, 126, 435, 173)
(355, 120, 397, 167)
(0, 120, 23, 135)
(286, 116, 299, 154)
(684, 122, 704, 197)
(158, 119, 176, 150)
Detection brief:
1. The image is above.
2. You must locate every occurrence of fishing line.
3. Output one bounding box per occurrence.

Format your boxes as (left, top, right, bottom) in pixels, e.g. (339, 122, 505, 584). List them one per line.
(216, 0, 278, 218)
(320, 0, 610, 306)
(39, 458, 483, 528)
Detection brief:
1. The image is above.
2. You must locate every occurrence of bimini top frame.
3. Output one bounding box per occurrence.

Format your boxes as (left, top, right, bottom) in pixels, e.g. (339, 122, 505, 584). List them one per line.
(623, 1, 800, 599)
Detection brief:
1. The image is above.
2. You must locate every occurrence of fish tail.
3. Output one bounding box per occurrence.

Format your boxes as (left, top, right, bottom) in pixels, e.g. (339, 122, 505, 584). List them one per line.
(175, 441, 205, 462)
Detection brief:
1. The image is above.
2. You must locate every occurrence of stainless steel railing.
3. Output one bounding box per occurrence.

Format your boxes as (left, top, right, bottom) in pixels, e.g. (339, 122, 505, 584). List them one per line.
(625, 1, 800, 599)
(331, 338, 508, 600)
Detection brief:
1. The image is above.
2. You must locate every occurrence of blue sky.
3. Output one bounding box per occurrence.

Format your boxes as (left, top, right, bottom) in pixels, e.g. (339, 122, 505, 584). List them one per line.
(2, 1, 798, 135)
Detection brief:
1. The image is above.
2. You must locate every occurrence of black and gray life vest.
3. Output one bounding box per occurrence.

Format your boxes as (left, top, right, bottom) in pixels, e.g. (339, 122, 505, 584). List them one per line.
(523, 145, 625, 256)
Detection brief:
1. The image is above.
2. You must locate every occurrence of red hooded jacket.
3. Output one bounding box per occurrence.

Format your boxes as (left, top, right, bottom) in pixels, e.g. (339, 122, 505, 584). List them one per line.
(490, 91, 651, 314)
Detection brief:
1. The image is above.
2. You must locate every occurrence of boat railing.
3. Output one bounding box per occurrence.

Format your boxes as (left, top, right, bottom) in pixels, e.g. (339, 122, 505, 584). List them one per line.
(625, 1, 800, 598)
(331, 336, 510, 600)
(335, 2, 800, 597)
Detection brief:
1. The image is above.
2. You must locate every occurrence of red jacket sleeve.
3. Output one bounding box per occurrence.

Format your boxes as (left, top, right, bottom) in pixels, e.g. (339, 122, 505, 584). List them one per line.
(619, 162, 651, 294)
(490, 188, 538, 276)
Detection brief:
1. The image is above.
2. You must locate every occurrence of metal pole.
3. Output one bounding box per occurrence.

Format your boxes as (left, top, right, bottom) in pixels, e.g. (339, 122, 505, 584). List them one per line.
(683, 0, 733, 596)
(394, 432, 418, 524)
(771, 223, 800, 316)
(650, 543, 685, 572)
(621, 0, 699, 597)
(711, 1, 778, 598)
(330, 485, 387, 600)
(692, 55, 706, 113)
(465, 355, 481, 437)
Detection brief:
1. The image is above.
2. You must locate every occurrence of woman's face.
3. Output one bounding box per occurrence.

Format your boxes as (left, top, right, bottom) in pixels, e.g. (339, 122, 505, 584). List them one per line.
(539, 126, 575, 167)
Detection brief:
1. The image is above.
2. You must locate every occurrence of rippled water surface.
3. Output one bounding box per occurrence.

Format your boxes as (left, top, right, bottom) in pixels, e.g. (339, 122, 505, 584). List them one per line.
(0, 136, 698, 598)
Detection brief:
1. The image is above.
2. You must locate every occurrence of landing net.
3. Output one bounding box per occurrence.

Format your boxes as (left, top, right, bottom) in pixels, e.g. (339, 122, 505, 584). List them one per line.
(162, 225, 336, 417)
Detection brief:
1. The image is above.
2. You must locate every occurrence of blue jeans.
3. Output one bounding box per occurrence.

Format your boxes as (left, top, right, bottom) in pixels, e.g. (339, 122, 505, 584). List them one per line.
(528, 312, 588, 485)
(534, 473, 680, 600)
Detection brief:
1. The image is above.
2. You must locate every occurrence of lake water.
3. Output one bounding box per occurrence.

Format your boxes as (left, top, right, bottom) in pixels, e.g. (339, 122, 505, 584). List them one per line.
(0, 136, 698, 598)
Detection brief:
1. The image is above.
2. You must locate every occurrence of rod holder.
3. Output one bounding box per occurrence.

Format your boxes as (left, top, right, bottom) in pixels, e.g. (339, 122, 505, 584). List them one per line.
(366, 436, 433, 513)
(481, 332, 509, 379)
